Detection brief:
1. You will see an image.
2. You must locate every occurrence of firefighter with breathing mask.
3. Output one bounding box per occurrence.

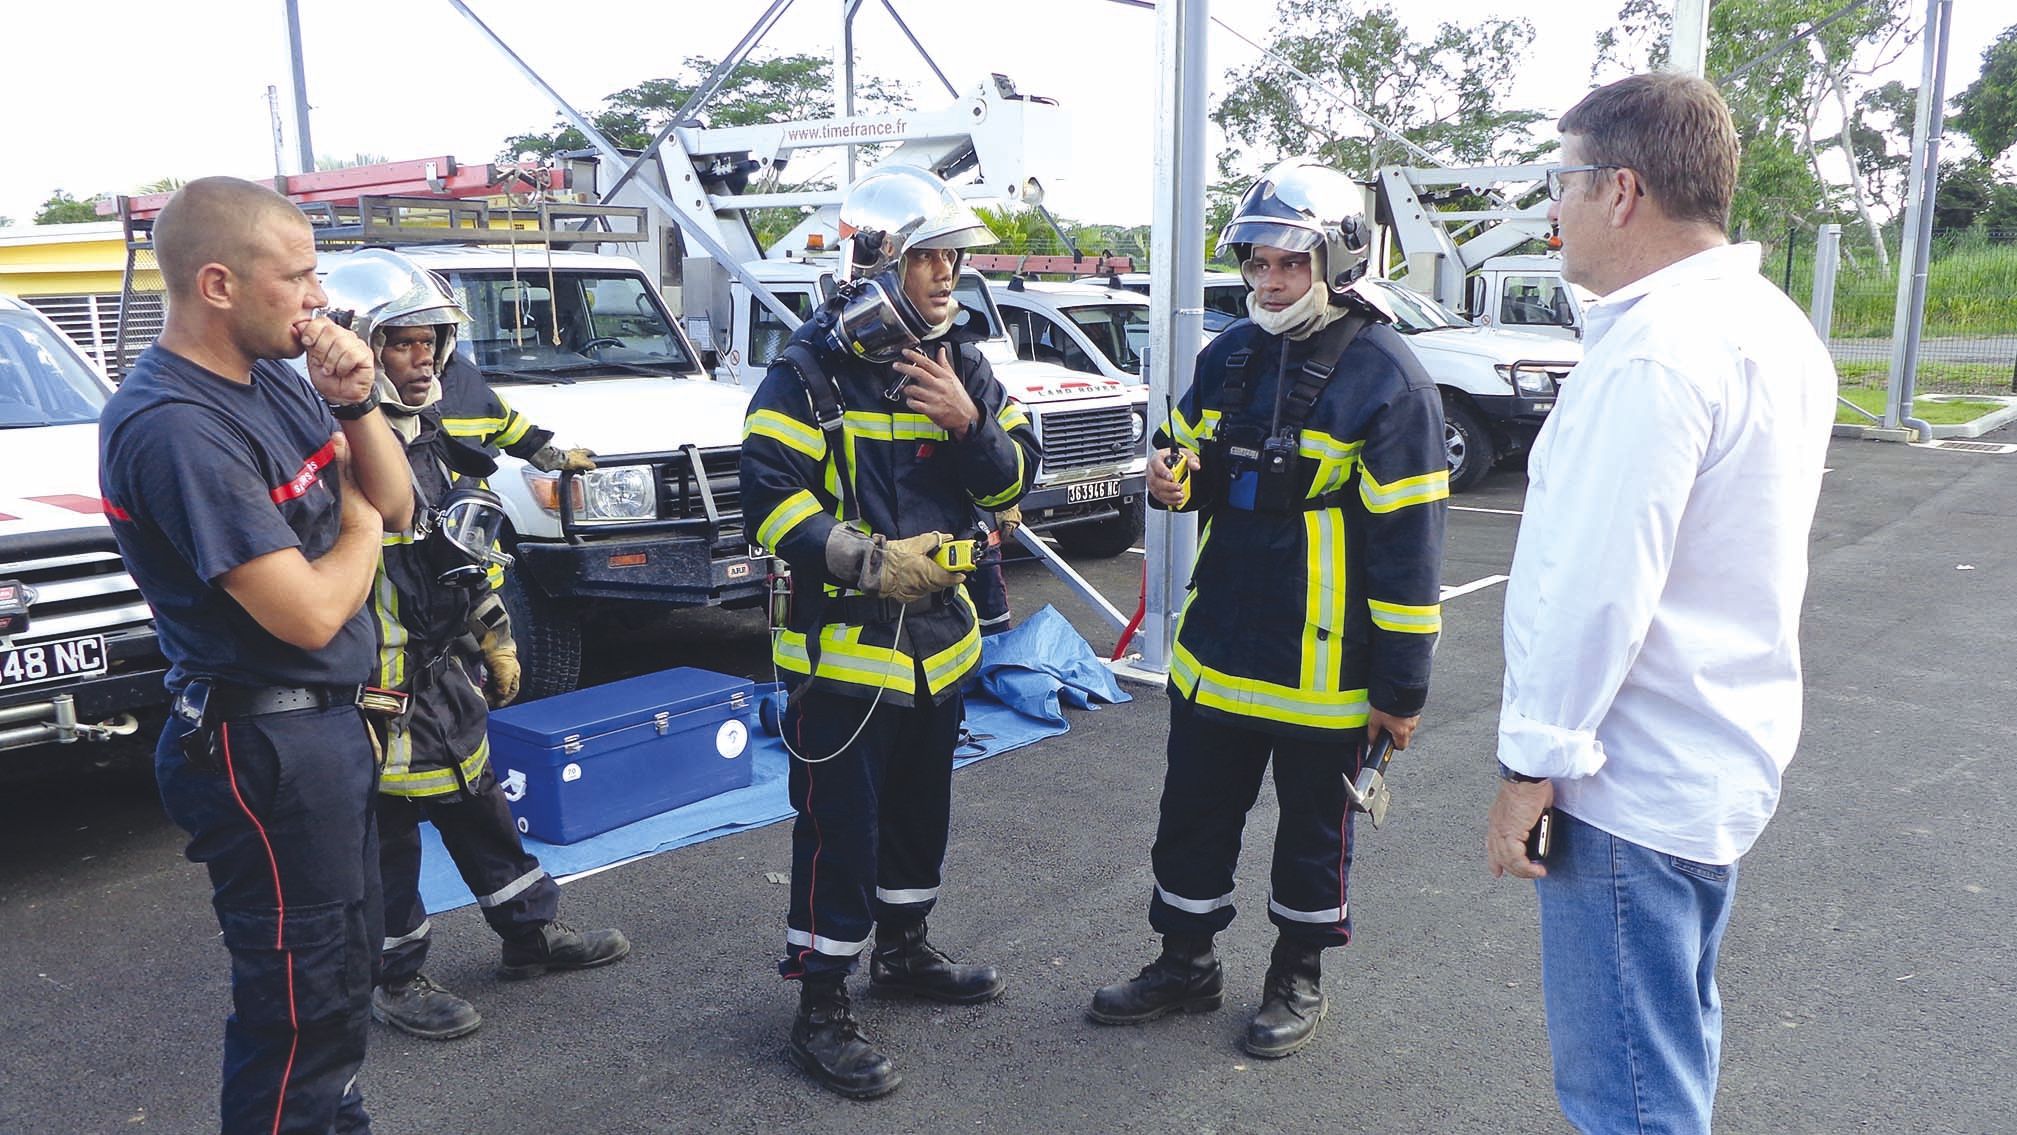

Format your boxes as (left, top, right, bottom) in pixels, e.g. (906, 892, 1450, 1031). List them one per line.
(319, 250, 630, 1043)
(1088, 158, 1448, 1059)
(739, 165, 1039, 1099)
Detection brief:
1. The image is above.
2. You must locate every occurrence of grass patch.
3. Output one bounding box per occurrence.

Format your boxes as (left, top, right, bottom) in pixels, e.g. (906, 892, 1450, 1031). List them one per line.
(1834, 385, 2006, 426)
(1832, 358, 2013, 395)
(1777, 231, 2017, 339)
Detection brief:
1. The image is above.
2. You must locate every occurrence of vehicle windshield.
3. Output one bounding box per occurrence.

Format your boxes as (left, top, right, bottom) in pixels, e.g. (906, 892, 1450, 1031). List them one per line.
(1369, 280, 1467, 332)
(0, 312, 107, 428)
(448, 270, 698, 380)
(1066, 303, 1151, 374)
(952, 272, 1005, 338)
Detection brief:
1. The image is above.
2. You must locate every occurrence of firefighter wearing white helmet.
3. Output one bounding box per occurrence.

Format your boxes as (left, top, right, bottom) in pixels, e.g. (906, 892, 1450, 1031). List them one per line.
(318, 249, 630, 1043)
(1089, 158, 1449, 1060)
(739, 164, 1039, 1099)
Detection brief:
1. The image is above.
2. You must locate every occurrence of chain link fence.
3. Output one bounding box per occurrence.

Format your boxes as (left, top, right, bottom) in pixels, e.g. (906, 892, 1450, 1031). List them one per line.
(1780, 227, 2017, 397)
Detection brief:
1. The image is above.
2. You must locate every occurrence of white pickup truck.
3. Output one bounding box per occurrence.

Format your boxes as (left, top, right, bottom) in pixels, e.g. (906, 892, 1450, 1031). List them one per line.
(316, 245, 770, 697)
(0, 295, 156, 769)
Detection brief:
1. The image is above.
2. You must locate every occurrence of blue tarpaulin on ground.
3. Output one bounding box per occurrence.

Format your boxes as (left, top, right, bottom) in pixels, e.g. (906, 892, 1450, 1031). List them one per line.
(418, 606, 1127, 913)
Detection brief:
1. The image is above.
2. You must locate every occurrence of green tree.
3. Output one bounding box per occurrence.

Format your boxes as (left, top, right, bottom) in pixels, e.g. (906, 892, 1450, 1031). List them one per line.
(1213, 0, 1551, 181)
(0, 216, 13, 229)
(1596, 0, 1912, 268)
(34, 190, 102, 225)
(1951, 24, 2017, 163)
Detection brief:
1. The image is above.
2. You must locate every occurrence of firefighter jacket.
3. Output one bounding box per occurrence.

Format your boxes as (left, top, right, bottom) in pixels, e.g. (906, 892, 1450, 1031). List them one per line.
(740, 303, 1039, 707)
(369, 408, 494, 798)
(1160, 315, 1448, 739)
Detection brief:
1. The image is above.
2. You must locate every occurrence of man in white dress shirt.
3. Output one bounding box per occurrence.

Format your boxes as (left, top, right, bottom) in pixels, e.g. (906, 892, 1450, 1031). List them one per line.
(1483, 73, 1836, 1135)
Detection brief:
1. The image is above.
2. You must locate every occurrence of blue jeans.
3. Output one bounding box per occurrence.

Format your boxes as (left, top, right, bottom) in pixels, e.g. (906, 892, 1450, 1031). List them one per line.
(1536, 811, 1738, 1135)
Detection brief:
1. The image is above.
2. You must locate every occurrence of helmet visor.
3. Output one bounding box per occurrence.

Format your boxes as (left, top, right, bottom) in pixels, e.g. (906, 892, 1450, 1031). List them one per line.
(833, 278, 923, 365)
(1218, 218, 1324, 262)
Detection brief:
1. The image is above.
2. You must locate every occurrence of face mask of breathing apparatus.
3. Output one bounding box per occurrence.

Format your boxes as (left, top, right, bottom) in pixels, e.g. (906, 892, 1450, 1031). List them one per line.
(421, 486, 515, 588)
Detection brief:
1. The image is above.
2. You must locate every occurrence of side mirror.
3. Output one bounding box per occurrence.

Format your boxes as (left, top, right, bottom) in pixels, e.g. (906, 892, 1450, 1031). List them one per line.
(1463, 276, 1486, 322)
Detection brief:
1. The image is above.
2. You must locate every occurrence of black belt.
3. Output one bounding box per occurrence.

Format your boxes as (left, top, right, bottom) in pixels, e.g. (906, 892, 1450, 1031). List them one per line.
(823, 589, 952, 626)
(208, 683, 365, 720)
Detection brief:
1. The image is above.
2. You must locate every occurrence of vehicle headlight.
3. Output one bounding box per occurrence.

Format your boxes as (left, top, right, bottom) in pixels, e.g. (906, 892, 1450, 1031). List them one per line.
(523, 466, 658, 522)
(1131, 408, 1146, 442)
(1496, 364, 1557, 397)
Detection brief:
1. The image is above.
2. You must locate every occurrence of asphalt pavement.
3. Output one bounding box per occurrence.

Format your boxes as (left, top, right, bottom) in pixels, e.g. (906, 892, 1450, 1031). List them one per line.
(4, 432, 2015, 1133)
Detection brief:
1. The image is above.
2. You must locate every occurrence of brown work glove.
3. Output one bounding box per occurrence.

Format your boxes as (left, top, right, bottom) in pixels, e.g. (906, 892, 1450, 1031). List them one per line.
(480, 626, 521, 707)
(863, 531, 964, 604)
(993, 504, 1022, 540)
(528, 445, 597, 473)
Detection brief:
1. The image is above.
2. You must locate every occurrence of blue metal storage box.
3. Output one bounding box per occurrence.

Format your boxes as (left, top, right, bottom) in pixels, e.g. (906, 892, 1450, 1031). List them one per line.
(488, 667, 756, 845)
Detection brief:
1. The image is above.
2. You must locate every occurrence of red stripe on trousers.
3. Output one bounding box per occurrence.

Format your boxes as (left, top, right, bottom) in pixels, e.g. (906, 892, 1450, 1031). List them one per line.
(218, 722, 301, 1134)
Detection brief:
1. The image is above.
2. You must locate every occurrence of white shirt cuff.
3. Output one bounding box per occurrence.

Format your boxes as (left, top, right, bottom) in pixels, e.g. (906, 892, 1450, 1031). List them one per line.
(1496, 703, 1608, 780)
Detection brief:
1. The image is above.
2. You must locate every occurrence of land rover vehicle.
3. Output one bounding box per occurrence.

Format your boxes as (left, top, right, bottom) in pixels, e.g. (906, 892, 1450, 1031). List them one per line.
(0, 295, 158, 765)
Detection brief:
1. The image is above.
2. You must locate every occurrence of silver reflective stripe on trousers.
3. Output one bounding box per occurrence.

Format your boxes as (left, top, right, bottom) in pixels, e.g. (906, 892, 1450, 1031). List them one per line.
(478, 867, 548, 909)
(383, 918, 432, 951)
(1155, 883, 1235, 914)
(875, 885, 940, 905)
(787, 927, 873, 957)
(1268, 895, 1345, 923)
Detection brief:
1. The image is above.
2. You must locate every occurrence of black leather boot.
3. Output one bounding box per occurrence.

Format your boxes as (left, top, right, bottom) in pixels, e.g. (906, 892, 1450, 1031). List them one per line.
(498, 919, 632, 980)
(788, 978, 902, 1100)
(1087, 934, 1224, 1025)
(370, 974, 481, 1040)
(1243, 937, 1327, 1058)
(869, 921, 1005, 1004)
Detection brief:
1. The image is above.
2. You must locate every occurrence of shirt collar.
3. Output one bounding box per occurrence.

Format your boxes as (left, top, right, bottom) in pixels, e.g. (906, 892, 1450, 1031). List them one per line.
(1584, 242, 1762, 349)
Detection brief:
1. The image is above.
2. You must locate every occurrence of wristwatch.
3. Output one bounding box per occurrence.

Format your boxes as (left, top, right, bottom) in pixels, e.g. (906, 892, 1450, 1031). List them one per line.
(1497, 761, 1547, 784)
(328, 398, 377, 421)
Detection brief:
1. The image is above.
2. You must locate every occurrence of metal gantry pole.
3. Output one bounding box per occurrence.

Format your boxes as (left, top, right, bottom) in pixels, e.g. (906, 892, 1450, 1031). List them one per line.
(837, 0, 864, 185)
(1668, 0, 1713, 76)
(1883, 0, 1952, 440)
(1810, 223, 1842, 342)
(1135, 0, 1209, 676)
(284, 0, 315, 172)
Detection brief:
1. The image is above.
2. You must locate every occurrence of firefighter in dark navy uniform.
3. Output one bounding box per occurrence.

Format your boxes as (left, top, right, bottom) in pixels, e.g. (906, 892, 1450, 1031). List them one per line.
(314, 251, 630, 1043)
(1088, 158, 1449, 1059)
(739, 165, 1039, 1099)
(98, 177, 417, 1134)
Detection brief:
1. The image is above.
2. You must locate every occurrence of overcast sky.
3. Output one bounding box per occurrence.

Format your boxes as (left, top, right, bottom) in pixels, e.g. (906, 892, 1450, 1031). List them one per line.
(0, 0, 2005, 230)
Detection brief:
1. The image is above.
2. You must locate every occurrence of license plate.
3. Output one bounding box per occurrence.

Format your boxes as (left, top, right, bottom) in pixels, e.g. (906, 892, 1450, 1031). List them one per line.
(1066, 479, 1121, 504)
(0, 634, 107, 691)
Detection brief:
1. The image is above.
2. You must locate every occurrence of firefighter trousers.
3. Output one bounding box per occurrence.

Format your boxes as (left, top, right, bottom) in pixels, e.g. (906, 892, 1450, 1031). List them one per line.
(375, 780, 558, 987)
(778, 681, 964, 980)
(1147, 695, 1359, 948)
(156, 705, 382, 1135)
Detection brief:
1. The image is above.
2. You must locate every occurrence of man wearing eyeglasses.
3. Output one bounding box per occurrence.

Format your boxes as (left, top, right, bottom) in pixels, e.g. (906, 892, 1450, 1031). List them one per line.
(1483, 73, 1836, 1134)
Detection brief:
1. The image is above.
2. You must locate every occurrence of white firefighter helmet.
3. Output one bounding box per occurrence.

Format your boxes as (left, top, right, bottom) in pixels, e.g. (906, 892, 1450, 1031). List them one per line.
(1219, 158, 1373, 302)
(836, 165, 996, 284)
(317, 248, 467, 374)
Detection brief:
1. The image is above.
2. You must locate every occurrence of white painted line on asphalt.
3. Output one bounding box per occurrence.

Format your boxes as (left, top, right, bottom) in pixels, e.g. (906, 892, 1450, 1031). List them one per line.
(1451, 505, 1525, 516)
(1441, 574, 1510, 600)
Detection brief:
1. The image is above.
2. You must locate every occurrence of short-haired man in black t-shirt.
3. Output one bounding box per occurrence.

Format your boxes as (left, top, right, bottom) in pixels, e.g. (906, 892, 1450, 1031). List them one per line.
(100, 176, 414, 1135)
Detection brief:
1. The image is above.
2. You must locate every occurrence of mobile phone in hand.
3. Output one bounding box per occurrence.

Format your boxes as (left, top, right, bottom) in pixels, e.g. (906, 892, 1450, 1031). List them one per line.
(1524, 808, 1556, 861)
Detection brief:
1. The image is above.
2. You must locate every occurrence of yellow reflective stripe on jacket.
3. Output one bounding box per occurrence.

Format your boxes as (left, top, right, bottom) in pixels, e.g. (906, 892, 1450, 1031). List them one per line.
(746, 408, 827, 460)
(843, 410, 948, 443)
(974, 443, 1026, 509)
(444, 415, 506, 439)
(1360, 466, 1450, 513)
(1300, 509, 1348, 690)
(922, 593, 982, 693)
(1368, 598, 1443, 634)
(1171, 641, 1371, 730)
(1301, 429, 1363, 496)
(1170, 407, 1222, 449)
(379, 736, 492, 798)
(772, 627, 918, 694)
(998, 401, 1030, 432)
(494, 402, 534, 448)
(372, 567, 408, 691)
(757, 489, 824, 551)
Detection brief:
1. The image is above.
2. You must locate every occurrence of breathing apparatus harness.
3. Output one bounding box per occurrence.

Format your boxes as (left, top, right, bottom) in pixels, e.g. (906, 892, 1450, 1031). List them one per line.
(1208, 302, 1379, 515)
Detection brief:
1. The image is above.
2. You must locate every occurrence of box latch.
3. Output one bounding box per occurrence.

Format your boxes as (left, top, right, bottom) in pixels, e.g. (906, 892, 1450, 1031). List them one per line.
(653, 711, 672, 736)
(730, 691, 750, 710)
(563, 734, 583, 755)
